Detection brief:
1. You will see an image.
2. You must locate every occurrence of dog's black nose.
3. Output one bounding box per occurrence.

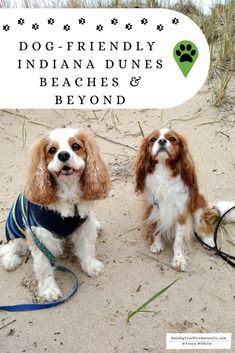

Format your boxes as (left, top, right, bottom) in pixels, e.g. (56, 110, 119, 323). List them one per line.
(158, 139, 167, 146)
(58, 151, 70, 162)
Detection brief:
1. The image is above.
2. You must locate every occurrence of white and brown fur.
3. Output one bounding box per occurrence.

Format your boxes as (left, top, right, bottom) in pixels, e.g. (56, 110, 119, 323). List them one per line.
(135, 128, 234, 271)
(0, 128, 110, 301)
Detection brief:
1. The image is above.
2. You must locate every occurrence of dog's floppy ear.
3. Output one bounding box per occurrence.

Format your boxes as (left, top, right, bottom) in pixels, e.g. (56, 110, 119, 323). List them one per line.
(178, 134, 199, 196)
(25, 137, 57, 205)
(135, 136, 152, 193)
(79, 130, 110, 200)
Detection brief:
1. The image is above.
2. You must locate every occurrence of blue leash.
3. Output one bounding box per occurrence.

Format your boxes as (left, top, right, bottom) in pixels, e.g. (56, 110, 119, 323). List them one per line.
(0, 265, 79, 312)
(0, 199, 80, 312)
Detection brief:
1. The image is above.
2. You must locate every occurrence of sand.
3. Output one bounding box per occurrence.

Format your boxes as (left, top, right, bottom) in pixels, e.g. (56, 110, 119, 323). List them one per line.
(0, 80, 235, 353)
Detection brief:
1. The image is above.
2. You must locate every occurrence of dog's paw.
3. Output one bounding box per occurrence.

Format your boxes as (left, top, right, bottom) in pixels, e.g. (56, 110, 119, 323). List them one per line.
(150, 242, 164, 254)
(171, 256, 187, 272)
(39, 283, 62, 302)
(202, 236, 215, 248)
(0, 254, 22, 271)
(82, 259, 104, 277)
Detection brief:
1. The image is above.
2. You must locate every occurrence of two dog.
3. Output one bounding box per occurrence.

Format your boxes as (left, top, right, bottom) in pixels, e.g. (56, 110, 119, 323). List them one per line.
(0, 127, 233, 301)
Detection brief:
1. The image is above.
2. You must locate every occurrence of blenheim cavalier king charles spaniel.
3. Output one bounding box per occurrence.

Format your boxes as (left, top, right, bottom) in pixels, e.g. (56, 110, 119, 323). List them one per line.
(0, 128, 110, 301)
(135, 128, 230, 271)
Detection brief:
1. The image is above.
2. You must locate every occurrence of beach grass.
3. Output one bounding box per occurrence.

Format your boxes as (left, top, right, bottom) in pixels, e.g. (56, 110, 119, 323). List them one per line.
(1, 0, 234, 106)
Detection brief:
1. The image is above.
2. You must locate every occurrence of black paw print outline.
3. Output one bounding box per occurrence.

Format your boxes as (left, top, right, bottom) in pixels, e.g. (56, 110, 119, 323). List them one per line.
(3, 24, 10, 31)
(63, 24, 70, 31)
(96, 24, 103, 31)
(156, 24, 164, 31)
(141, 18, 148, 25)
(78, 18, 85, 25)
(176, 43, 196, 62)
(125, 23, 132, 30)
(172, 18, 179, 25)
(111, 18, 118, 25)
(32, 23, 39, 30)
(18, 18, 25, 25)
(48, 18, 55, 25)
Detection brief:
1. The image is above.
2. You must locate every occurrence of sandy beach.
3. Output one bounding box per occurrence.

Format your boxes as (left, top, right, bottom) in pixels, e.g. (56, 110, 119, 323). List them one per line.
(0, 78, 235, 353)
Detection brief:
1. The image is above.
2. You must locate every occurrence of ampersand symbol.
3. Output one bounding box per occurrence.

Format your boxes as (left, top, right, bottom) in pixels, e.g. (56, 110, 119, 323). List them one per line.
(130, 76, 141, 87)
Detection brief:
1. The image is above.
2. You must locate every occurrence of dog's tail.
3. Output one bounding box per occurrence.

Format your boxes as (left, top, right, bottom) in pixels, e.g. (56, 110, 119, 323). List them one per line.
(213, 200, 235, 223)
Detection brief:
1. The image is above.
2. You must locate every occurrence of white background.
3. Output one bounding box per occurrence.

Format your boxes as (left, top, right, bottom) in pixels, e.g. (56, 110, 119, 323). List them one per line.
(0, 9, 210, 109)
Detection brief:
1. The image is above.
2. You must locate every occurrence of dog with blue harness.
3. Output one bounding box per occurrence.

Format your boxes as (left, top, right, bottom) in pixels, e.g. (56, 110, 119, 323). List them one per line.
(0, 128, 110, 303)
(4, 193, 87, 244)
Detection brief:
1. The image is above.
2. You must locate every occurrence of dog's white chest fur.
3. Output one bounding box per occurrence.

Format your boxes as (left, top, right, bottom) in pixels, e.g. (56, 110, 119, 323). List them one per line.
(145, 163, 189, 232)
(48, 182, 90, 218)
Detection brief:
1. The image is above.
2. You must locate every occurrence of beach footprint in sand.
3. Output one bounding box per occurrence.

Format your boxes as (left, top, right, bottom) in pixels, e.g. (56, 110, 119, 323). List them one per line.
(173, 40, 199, 77)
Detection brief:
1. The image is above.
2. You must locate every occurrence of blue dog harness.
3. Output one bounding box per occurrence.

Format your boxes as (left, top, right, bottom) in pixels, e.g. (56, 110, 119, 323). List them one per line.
(1, 193, 88, 311)
(4, 193, 88, 243)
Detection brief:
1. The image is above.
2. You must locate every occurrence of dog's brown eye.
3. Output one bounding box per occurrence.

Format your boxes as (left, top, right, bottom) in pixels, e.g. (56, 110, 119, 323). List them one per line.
(72, 143, 81, 151)
(150, 137, 157, 144)
(48, 146, 57, 154)
(169, 137, 177, 143)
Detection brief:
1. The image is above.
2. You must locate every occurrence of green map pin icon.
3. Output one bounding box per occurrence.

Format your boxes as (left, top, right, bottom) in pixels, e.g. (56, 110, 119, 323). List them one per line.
(173, 40, 199, 78)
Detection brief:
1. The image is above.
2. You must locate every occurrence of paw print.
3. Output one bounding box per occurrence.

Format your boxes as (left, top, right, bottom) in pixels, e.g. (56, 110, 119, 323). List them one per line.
(125, 23, 132, 30)
(3, 24, 10, 31)
(96, 24, 103, 31)
(156, 24, 164, 31)
(18, 18, 24, 25)
(172, 18, 179, 25)
(173, 41, 199, 77)
(32, 23, 39, 30)
(141, 18, 148, 25)
(175, 43, 197, 62)
(78, 18, 85, 25)
(63, 24, 70, 31)
(111, 18, 118, 25)
(48, 18, 55, 25)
